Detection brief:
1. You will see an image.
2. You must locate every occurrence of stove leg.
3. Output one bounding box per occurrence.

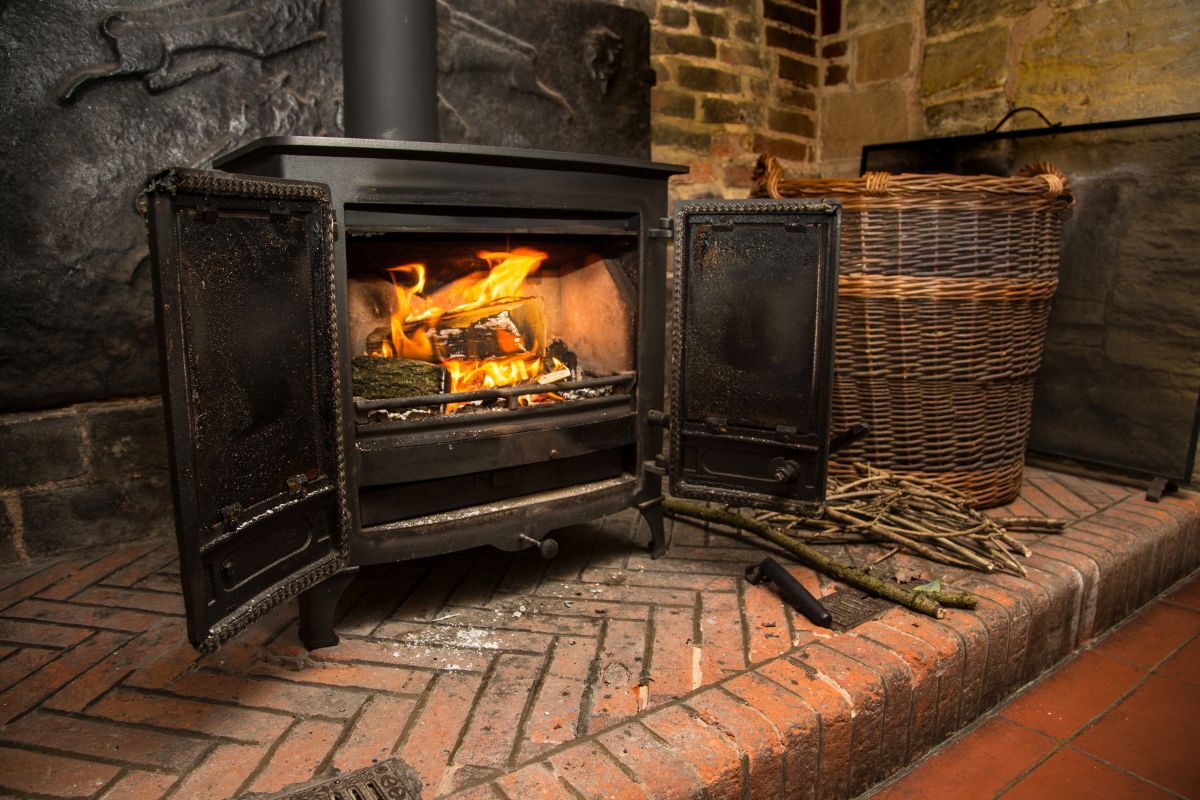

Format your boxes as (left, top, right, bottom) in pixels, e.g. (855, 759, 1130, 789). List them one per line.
(298, 569, 357, 650)
(639, 497, 671, 559)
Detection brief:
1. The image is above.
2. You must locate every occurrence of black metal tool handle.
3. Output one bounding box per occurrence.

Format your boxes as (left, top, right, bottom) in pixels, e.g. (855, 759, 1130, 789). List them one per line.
(745, 557, 833, 628)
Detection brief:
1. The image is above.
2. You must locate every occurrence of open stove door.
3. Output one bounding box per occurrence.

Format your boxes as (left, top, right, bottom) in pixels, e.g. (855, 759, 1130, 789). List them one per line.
(144, 169, 349, 652)
(668, 199, 840, 515)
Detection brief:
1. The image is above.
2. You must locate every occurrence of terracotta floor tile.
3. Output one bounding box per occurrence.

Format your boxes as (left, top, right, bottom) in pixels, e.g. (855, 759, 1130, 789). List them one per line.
(1156, 635, 1200, 686)
(866, 718, 1055, 800)
(1000, 650, 1145, 739)
(1074, 675, 1200, 798)
(1164, 573, 1200, 611)
(1092, 602, 1200, 669)
(1000, 748, 1176, 800)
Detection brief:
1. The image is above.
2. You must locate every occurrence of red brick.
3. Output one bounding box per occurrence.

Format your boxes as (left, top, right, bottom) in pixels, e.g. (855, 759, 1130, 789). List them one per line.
(0, 617, 90, 648)
(549, 740, 650, 799)
(857, 620, 941, 757)
(822, 635, 912, 784)
(579, 568, 737, 593)
(626, 553, 746, 577)
(687, 688, 785, 800)
(72, 585, 185, 616)
(4, 598, 161, 633)
(170, 670, 367, 718)
(1026, 472, 1096, 516)
(642, 704, 744, 800)
(538, 578, 695, 608)
(599, 722, 705, 800)
(89, 688, 293, 743)
(312, 635, 493, 672)
(958, 576, 1032, 694)
(0, 631, 129, 724)
(443, 785, 505, 800)
(424, 606, 601, 637)
(590, 618, 647, 731)
(398, 671, 483, 796)
(1052, 471, 1126, 510)
(1018, 481, 1076, 519)
(97, 768, 177, 799)
(493, 762, 574, 799)
(169, 742, 268, 800)
(882, 611, 974, 738)
(1, 709, 208, 770)
(491, 593, 651, 621)
(249, 653, 433, 695)
(647, 605, 696, 705)
(726, 671, 819, 800)
(454, 653, 542, 770)
(758, 656, 852, 800)
(372, 619, 554, 654)
(699, 591, 746, 683)
(520, 637, 594, 759)
(494, 553, 546, 597)
(0, 559, 87, 612)
(0, 647, 56, 692)
(37, 543, 162, 602)
(743, 582, 792, 662)
(0, 745, 120, 797)
(246, 718, 344, 794)
(1047, 534, 1128, 637)
(1033, 543, 1103, 641)
(103, 548, 179, 588)
(44, 623, 181, 712)
(331, 694, 417, 773)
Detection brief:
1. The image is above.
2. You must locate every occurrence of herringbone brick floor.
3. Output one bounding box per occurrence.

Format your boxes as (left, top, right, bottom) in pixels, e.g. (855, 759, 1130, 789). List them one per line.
(0, 468, 1181, 799)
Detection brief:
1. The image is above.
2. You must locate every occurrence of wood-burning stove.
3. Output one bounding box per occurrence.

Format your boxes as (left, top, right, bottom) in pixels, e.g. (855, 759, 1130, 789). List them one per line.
(142, 1, 841, 653)
(144, 145, 840, 652)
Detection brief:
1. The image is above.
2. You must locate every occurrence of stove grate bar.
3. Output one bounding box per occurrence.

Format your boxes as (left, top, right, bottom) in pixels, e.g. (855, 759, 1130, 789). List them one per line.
(355, 371, 636, 414)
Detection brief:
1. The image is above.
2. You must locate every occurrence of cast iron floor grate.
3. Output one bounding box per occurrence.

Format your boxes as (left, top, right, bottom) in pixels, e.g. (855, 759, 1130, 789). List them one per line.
(820, 588, 895, 632)
(267, 761, 420, 800)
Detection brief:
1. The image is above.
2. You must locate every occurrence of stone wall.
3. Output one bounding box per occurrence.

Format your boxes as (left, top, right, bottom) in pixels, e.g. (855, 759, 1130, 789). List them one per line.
(816, 0, 1200, 176)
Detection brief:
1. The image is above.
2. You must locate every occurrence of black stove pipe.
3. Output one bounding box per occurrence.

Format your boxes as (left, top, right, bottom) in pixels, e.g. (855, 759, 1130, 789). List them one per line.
(342, 0, 440, 141)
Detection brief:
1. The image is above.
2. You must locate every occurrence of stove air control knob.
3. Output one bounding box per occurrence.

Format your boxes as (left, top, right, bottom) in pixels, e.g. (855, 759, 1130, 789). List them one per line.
(518, 533, 559, 559)
(771, 458, 801, 484)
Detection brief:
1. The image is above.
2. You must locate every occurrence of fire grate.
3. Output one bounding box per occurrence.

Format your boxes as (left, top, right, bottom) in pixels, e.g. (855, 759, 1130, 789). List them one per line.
(267, 760, 421, 800)
(820, 588, 895, 631)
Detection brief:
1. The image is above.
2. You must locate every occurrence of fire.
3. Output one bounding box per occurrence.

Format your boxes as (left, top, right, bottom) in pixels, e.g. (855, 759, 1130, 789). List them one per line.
(375, 248, 563, 408)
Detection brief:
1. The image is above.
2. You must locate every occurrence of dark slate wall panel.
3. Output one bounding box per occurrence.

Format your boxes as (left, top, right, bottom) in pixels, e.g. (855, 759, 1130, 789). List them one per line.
(0, 0, 649, 412)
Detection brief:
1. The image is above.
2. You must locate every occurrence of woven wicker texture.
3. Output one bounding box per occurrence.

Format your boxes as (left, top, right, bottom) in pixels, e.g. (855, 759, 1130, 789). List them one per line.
(751, 154, 1073, 507)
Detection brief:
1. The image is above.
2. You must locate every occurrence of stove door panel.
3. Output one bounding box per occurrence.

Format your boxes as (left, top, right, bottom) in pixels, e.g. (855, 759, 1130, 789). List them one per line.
(145, 168, 349, 652)
(669, 199, 840, 514)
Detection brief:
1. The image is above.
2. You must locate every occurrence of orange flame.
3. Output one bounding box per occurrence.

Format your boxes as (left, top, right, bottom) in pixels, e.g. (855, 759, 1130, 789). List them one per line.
(375, 248, 563, 409)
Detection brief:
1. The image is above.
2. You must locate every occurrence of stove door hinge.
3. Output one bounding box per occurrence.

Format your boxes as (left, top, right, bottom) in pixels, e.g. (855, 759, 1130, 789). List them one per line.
(648, 217, 674, 240)
(643, 456, 668, 477)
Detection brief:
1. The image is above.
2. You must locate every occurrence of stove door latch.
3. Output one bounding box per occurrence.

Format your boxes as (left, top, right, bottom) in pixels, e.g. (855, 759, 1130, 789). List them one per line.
(648, 217, 674, 239)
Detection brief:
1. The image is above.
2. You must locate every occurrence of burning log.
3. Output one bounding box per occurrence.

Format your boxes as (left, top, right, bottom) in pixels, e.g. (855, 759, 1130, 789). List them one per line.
(416, 297, 548, 362)
(351, 355, 446, 400)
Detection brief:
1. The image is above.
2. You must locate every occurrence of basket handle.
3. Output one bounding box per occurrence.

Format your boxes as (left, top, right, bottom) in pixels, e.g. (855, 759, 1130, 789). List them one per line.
(752, 153, 785, 199)
(1017, 161, 1071, 200)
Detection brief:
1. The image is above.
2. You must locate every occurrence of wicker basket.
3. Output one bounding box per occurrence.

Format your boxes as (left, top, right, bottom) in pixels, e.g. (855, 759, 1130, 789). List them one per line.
(751, 154, 1073, 507)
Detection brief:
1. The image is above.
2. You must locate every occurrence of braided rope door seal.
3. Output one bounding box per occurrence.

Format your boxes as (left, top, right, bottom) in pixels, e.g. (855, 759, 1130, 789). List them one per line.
(261, 759, 422, 800)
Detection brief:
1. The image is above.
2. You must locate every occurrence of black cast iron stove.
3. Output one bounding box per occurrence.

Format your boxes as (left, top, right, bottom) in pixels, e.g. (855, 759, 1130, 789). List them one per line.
(143, 1, 841, 652)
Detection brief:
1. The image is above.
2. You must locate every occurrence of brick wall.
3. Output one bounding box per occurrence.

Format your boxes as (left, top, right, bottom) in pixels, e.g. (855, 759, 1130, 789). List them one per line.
(615, 0, 823, 199)
(816, 0, 1200, 176)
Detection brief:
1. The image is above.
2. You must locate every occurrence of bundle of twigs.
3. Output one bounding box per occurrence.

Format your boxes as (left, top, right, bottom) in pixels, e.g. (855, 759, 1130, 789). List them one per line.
(755, 466, 1065, 577)
(663, 465, 1065, 620)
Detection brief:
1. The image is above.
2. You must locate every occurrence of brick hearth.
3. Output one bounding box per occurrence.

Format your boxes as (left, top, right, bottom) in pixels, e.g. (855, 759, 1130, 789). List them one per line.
(0, 467, 1196, 799)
